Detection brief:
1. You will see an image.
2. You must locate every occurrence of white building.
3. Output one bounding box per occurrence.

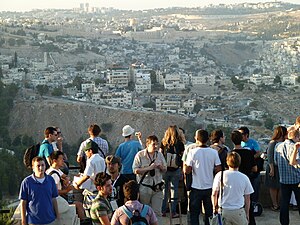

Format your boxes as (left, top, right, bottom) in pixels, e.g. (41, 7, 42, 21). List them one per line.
(282, 74, 298, 86)
(249, 74, 274, 85)
(92, 90, 132, 107)
(183, 99, 196, 112)
(156, 98, 181, 113)
(190, 74, 215, 86)
(164, 74, 185, 90)
(107, 68, 129, 87)
(81, 83, 95, 93)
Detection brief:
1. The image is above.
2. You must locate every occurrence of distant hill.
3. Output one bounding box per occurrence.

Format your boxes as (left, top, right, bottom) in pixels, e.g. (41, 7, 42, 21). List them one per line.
(8, 98, 190, 153)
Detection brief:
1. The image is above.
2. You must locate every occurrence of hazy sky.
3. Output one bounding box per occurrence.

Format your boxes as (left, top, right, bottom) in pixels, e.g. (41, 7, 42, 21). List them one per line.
(0, 0, 299, 11)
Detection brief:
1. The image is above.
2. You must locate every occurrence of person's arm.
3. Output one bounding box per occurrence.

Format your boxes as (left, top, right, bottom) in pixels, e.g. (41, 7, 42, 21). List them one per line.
(183, 164, 192, 174)
(20, 199, 27, 225)
(56, 137, 63, 151)
(244, 194, 251, 222)
(76, 155, 82, 163)
(253, 141, 261, 158)
(46, 156, 51, 167)
(214, 165, 222, 174)
(289, 142, 300, 166)
(211, 189, 219, 214)
(52, 198, 60, 220)
(251, 165, 258, 173)
(98, 215, 111, 225)
(59, 185, 73, 195)
(73, 175, 89, 190)
(134, 163, 156, 175)
(267, 141, 276, 176)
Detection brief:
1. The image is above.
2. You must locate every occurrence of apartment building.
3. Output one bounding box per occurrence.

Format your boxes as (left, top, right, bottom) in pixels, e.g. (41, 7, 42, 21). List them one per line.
(107, 68, 129, 87)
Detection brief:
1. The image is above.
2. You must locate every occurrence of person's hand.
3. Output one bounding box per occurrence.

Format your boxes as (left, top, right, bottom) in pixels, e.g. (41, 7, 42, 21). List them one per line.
(135, 132, 142, 139)
(73, 183, 80, 190)
(295, 142, 300, 150)
(212, 206, 218, 214)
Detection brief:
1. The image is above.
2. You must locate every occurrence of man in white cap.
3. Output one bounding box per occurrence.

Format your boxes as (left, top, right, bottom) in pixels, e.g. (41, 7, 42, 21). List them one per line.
(115, 125, 142, 181)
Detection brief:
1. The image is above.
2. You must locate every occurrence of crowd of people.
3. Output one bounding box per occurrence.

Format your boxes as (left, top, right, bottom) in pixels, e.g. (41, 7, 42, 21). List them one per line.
(18, 118, 300, 225)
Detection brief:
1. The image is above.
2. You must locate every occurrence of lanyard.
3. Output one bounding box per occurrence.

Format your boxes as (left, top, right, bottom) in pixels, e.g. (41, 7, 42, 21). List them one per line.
(147, 150, 157, 163)
(112, 174, 120, 187)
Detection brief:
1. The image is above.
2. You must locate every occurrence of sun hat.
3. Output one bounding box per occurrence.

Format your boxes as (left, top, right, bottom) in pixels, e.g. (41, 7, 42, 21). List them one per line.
(122, 125, 135, 137)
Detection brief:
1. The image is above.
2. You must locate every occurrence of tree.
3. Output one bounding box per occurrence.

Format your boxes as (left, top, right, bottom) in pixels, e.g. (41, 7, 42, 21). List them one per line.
(16, 38, 25, 46)
(265, 118, 274, 130)
(8, 38, 15, 46)
(274, 75, 281, 84)
(142, 101, 155, 109)
(75, 62, 85, 71)
(72, 76, 84, 91)
(101, 123, 113, 133)
(51, 86, 63, 96)
(14, 52, 17, 68)
(150, 70, 157, 84)
(36, 85, 49, 96)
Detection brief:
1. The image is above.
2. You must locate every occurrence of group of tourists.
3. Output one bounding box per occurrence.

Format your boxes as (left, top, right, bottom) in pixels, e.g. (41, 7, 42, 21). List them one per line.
(18, 118, 300, 225)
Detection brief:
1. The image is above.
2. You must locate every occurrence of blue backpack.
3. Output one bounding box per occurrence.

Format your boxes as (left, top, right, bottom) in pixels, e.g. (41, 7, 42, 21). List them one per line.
(121, 204, 149, 225)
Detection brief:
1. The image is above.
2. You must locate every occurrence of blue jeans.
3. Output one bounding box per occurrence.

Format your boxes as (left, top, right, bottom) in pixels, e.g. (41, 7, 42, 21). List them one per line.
(279, 183, 300, 225)
(161, 169, 181, 214)
(189, 188, 213, 225)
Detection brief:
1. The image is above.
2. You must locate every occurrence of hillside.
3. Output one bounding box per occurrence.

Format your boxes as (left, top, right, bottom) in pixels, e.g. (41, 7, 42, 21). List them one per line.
(8, 98, 190, 153)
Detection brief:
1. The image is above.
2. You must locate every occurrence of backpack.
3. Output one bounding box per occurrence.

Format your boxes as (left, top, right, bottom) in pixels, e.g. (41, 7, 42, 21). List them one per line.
(23, 143, 41, 169)
(48, 170, 68, 201)
(165, 145, 183, 169)
(121, 204, 149, 225)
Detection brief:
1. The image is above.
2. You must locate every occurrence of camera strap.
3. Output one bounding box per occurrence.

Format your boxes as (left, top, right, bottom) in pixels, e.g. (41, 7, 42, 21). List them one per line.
(139, 152, 157, 185)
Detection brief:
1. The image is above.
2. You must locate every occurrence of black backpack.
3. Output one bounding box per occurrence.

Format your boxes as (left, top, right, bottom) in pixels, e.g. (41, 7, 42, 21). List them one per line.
(23, 143, 41, 169)
(121, 204, 149, 225)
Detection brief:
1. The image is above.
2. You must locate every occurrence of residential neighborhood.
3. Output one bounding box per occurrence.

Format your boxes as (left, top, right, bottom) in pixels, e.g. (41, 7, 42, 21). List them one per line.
(0, 1, 299, 130)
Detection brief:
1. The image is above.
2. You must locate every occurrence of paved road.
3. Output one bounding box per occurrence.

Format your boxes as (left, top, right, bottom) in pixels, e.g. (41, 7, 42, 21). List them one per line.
(161, 208, 300, 225)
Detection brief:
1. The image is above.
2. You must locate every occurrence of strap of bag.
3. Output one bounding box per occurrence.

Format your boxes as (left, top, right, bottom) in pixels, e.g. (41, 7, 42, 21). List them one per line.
(121, 205, 133, 219)
(140, 204, 148, 217)
(48, 170, 64, 188)
(89, 138, 106, 158)
(139, 153, 156, 185)
(220, 170, 224, 213)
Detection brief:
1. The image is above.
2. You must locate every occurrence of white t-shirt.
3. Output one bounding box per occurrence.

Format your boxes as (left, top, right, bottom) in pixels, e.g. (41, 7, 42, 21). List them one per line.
(213, 170, 254, 210)
(83, 154, 106, 191)
(46, 167, 64, 190)
(186, 146, 221, 189)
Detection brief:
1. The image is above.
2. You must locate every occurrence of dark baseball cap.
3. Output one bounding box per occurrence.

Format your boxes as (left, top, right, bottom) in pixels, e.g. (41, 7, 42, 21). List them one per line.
(83, 140, 98, 152)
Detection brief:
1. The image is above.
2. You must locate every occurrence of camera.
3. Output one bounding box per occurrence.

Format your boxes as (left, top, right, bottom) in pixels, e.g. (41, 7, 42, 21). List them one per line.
(149, 169, 155, 177)
(135, 132, 140, 136)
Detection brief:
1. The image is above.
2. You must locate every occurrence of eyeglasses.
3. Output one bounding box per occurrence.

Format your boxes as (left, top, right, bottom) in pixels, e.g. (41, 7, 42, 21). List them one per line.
(53, 133, 58, 136)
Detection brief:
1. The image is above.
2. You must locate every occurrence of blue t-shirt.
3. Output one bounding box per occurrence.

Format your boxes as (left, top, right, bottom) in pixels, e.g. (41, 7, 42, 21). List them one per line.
(38, 139, 54, 158)
(115, 140, 142, 174)
(19, 174, 58, 224)
(241, 138, 260, 152)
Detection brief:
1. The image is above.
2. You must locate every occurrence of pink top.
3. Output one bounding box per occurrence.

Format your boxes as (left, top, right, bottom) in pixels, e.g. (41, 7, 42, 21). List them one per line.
(111, 200, 157, 225)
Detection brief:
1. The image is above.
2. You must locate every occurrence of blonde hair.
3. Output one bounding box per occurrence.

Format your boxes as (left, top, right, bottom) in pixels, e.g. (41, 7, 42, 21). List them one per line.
(161, 125, 180, 147)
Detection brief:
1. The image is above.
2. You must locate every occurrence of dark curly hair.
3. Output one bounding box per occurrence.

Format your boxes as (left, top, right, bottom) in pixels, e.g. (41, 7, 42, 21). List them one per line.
(94, 172, 111, 187)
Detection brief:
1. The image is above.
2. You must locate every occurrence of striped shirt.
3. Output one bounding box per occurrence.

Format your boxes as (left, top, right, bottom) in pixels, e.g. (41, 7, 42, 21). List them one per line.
(274, 139, 300, 184)
(90, 194, 113, 224)
(77, 137, 109, 158)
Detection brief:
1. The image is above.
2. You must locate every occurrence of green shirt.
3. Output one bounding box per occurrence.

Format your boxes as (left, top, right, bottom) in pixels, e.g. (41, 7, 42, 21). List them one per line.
(90, 193, 113, 224)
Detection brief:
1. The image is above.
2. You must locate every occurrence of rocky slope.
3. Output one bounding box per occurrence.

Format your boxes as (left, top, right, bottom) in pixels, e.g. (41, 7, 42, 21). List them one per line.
(8, 98, 189, 152)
